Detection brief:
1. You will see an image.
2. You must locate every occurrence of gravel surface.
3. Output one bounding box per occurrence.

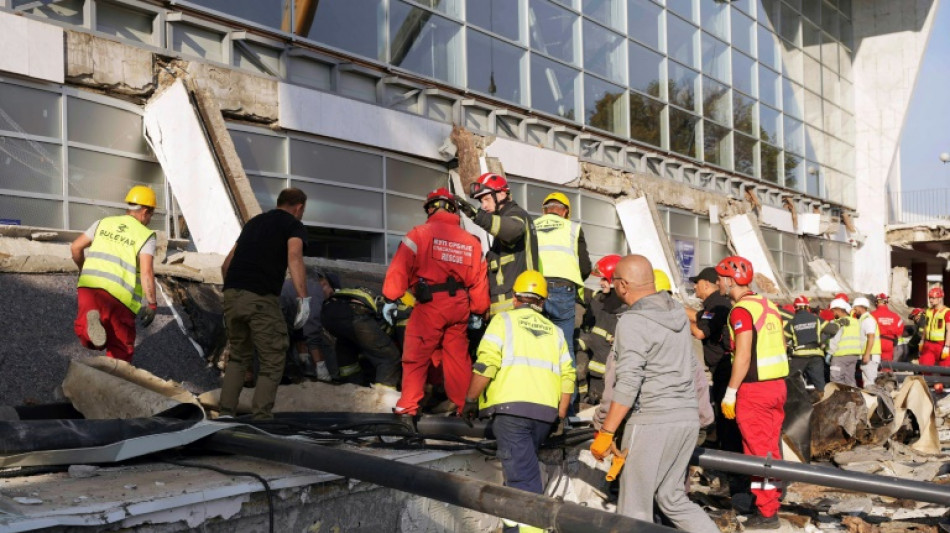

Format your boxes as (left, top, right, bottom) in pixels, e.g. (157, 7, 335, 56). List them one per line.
(0, 273, 221, 406)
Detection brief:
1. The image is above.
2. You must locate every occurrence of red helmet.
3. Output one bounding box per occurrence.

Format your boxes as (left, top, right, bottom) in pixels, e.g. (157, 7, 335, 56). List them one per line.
(424, 187, 456, 213)
(910, 307, 924, 318)
(794, 295, 810, 307)
(593, 254, 622, 282)
(715, 256, 754, 286)
(834, 292, 850, 302)
(875, 293, 888, 302)
(469, 172, 508, 199)
(930, 287, 945, 299)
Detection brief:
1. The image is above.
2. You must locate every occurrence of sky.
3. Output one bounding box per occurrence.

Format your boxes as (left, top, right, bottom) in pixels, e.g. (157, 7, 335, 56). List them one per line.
(899, 0, 950, 194)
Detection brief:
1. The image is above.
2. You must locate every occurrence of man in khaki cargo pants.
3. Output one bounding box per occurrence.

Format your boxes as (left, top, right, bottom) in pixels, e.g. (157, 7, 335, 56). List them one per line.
(219, 188, 311, 419)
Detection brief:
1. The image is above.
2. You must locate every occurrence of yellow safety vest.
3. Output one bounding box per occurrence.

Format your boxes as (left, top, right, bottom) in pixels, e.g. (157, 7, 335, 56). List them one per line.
(331, 288, 378, 312)
(729, 295, 789, 381)
(831, 318, 863, 356)
(534, 214, 583, 286)
(924, 307, 950, 343)
(858, 313, 882, 355)
(78, 215, 154, 314)
(474, 307, 576, 421)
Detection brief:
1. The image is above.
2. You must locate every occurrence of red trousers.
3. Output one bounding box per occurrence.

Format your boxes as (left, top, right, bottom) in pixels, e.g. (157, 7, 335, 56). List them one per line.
(75, 287, 136, 362)
(919, 341, 950, 367)
(880, 339, 895, 363)
(396, 292, 471, 415)
(736, 379, 786, 518)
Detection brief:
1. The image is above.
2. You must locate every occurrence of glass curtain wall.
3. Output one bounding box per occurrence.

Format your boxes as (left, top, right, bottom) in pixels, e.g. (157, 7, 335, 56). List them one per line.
(761, 227, 805, 292)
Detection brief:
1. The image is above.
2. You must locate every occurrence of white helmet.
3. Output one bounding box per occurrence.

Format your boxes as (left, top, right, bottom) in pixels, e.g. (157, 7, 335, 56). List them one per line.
(852, 297, 871, 309)
(830, 298, 851, 313)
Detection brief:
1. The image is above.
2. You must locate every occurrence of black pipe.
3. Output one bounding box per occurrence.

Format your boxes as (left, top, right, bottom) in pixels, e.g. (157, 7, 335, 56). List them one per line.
(690, 448, 950, 506)
(881, 361, 950, 375)
(892, 373, 950, 384)
(200, 428, 674, 533)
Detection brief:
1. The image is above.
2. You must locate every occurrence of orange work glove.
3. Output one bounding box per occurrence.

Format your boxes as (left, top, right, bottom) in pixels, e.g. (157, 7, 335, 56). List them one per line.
(721, 387, 738, 420)
(942, 346, 950, 361)
(590, 430, 614, 461)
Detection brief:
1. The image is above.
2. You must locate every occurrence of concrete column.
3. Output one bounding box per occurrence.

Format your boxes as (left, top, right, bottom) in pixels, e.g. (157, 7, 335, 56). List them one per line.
(911, 262, 928, 307)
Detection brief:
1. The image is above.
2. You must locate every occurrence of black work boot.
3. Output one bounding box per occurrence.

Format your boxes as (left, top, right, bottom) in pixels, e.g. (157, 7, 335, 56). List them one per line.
(743, 512, 780, 530)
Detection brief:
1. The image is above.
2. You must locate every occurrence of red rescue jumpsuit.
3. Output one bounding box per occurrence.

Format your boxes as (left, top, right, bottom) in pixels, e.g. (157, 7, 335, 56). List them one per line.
(870, 304, 903, 364)
(383, 210, 489, 415)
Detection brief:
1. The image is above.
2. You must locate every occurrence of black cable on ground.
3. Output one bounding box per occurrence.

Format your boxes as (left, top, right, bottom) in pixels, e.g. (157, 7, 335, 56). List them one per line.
(163, 459, 275, 533)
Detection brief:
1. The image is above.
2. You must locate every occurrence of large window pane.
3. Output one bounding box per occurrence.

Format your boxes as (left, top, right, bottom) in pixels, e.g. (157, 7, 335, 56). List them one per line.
(12, 0, 83, 25)
(183, 0, 286, 31)
(785, 153, 803, 190)
(779, 3, 800, 45)
(783, 46, 804, 83)
(531, 55, 579, 120)
(803, 89, 822, 128)
(802, 21, 821, 58)
(668, 15, 698, 68)
(733, 10, 755, 56)
(390, 2, 462, 85)
(759, 104, 780, 144)
(668, 61, 699, 112)
(583, 0, 625, 32)
(629, 41, 663, 97)
(386, 159, 447, 196)
(821, 1, 838, 38)
(583, 20, 626, 84)
(0, 83, 61, 138)
(584, 224, 627, 255)
(702, 77, 731, 125)
(734, 131, 756, 176)
(803, 0, 821, 23)
(232, 130, 286, 173)
(467, 31, 526, 104)
(68, 149, 164, 205)
(96, 1, 156, 44)
(294, 181, 383, 229)
(246, 174, 286, 211)
(758, 24, 780, 69)
(0, 138, 62, 195)
(803, 53, 822, 94)
(760, 142, 780, 183)
(306, 0, 382, 60)
(629, 92, 664, 147)
(700, 0, 729, 41)
(667, 0, 696, 23)
(290, 140, 382, 188)
(585, 76, 627, 134)
(732, 50, 756, 96)
(628, 0, 662, 49)
(468, 0, 521, 41)
(759, 65, 780, 108)
(386, 194, 425, 233)
(669, 107, 699, 158)
(703, 120, 731, 168)
(784, 115, 805, 154)
(733, 91, 757, 135)
(700, 33, 729, 82)
(822, 67, 840, 105)
(821, 38, 839, 73)
(171, 23, 224, 62)
(783, 78, 803, 119)
(68, 98, 150, 155)
(529, 0, 578, 65)
(581, 195, 620, 226)
(0, 196, 62, 228)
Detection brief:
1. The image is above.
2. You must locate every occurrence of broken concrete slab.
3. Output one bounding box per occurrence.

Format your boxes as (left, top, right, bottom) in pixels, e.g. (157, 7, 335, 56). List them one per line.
(198, 381, 399, 415)
(65, 31, 155, 98)
(183, 62, 279, 123)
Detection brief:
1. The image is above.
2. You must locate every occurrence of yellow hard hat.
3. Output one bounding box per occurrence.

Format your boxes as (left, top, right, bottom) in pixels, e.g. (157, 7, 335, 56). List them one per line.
(542, 192, 571, 215)
(125, 185, 157, 208)
(654, 269, 672, 292)
(513, 270, 548, 300)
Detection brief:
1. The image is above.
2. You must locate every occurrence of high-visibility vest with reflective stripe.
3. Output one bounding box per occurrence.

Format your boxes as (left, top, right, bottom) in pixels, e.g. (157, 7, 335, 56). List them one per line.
(330, 288, 378, 312)
(831, 318, 862, 356)
(474, 307, 575, 422)
(78, 215, 154, 314)
(534, 213, 583, 286)
(728, 295, 789, 381)
(859, 313, 882, 355)
(924, 307, 950, 343)
(789, 311, 823, 357)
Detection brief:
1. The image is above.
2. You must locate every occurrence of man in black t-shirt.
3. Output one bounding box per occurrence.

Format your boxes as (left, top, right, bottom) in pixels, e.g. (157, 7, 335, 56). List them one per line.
(219, 188, 310, 419)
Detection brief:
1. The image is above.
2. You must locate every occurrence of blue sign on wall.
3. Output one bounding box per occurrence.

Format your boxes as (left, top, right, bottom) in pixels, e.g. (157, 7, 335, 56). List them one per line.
(674, 239, 696, 280)
(0, 219, 21, 226)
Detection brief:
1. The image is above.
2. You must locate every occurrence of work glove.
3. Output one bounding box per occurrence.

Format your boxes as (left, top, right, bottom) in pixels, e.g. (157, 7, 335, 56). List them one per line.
(293, 297, 311, 329)
(468, 314, 483, 330)
(825, 353, 832, 365)
(590, 429, 614, 461)
(943, 346, 950, 361)
(140, 303, 157, 327)
(461, 398, 480, 427)
(382, 301, 398, 326)
(548, 417, 566, 439)
(721, 386, 738, 420)
(454, 194, 478, 219)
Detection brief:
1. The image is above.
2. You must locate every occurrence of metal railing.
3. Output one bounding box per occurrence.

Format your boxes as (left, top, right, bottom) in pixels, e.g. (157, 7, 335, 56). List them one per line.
(888, 188, 950, 224)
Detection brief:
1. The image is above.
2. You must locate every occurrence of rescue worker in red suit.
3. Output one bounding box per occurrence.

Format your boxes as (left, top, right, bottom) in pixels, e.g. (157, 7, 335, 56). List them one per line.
(870, 293, 903, 366)
(920, 287, 950, 368)
(383, 188, 490, 416)
(717, 256, 789, 529)
(819, 292, 850, 322)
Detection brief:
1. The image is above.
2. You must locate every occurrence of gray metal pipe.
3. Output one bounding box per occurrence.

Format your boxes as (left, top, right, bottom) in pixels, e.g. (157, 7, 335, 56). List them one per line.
(691, 448, 950, 506)
(881, 361, 950, 375)
(201, 428, 675, 533)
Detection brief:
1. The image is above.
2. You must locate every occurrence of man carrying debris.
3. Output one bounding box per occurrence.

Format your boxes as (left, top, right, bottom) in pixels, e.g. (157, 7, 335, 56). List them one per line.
(463, 270, 574, 533)
(455, 172, 539, 317)
(852, 297, 882, 386)
(785, 295, 828, 393)
(826, 298, 861, 387)
(70, 185, 159, 363)
(383, 188, 489, 417)
(219, 188, 310, 420)
(717, 255, 788, 529)
(591, 256, 718, 533)
(920, 287, 950, 367)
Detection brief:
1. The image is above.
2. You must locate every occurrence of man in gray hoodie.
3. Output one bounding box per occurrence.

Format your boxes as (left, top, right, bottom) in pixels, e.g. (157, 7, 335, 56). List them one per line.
(590, 255, 717, 532)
